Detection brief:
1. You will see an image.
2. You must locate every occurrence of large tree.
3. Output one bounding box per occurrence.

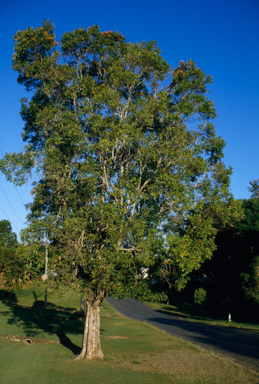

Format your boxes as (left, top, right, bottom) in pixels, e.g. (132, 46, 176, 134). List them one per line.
(0, 21, 241, 359)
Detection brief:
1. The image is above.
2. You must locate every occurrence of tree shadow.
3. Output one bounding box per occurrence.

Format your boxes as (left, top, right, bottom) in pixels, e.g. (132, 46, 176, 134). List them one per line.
(0, 289, 18, 303)
(1, 295, 83, 356)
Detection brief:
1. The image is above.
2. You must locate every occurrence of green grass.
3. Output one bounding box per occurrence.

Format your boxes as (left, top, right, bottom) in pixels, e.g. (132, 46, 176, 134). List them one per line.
(143, 298, 259, 333)
(0, 284, 259, 384)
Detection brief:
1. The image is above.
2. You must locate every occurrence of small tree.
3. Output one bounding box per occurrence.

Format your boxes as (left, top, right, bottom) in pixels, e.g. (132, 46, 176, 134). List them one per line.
(0, 21, 241, 359)
(248, 179, 259, 198)
(194, 288, 207, 306)
(194, 288, 207, 316)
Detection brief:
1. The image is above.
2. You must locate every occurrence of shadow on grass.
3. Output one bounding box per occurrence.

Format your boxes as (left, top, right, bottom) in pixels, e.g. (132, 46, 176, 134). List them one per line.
(0, 289, 18, 303)
(0, 290, 83, 356)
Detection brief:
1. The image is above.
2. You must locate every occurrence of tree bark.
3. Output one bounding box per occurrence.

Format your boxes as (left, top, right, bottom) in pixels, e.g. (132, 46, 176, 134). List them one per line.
(79, 296, 86, 316)
(75, 293, 104, 360)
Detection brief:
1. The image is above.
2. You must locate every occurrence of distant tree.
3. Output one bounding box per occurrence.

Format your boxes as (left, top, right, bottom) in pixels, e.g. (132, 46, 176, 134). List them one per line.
(0, 21, 241, 360)
(194, 287, 207, 305)
(194, 287, 207, 316)
(0, 220, 42, 287)
(236, 199, 259, 304)
(193, 198, 259, 306)
(0, 220, 17, 247)
(0, 220, 18, 285)
(241, 256, 259, 304)
(248, 179, 259, 198)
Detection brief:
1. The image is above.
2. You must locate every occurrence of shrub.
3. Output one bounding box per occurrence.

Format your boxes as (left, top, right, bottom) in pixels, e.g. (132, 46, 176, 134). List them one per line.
(194, 288, 207, 306)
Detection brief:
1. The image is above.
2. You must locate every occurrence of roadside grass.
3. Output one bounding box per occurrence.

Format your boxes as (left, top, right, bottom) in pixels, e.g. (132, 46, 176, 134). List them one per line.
(143, 298, 259, 333)
(0, 284, 258, 384)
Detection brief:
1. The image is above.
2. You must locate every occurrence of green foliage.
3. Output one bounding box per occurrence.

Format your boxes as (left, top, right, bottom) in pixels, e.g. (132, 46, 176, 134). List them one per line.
(194, 198, 259, 306)
(241, 256, 259, 304)
(236, 198, 259, 232)
(0, 220, 17, 247)
(0, 220, 43, 287)
(0, 22, 241, 303)
(0, 220, 18, 285)
(194, 288, 207, 306)
(237, 199, 259, 304)
(248, 179, 259, 199)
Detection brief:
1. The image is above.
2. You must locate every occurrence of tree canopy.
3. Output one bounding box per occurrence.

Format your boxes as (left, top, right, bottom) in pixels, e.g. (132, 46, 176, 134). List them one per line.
(0, 21, 241, 359)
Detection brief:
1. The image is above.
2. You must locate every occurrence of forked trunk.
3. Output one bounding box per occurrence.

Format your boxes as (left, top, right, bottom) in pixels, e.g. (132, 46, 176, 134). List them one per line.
(75, 294, 104, 360)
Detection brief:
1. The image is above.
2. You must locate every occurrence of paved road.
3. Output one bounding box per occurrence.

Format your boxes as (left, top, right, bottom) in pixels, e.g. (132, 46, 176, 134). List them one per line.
(106, 297, 259, 371)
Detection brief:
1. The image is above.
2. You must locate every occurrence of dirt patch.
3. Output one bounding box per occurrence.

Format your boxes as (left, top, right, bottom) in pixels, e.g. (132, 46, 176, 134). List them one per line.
(6, 334, 59, 345)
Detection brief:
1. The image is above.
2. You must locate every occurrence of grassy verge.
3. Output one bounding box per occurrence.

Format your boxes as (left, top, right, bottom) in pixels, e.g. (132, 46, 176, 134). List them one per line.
(0, 284, 258, 384)
(143, 299, 259, 333)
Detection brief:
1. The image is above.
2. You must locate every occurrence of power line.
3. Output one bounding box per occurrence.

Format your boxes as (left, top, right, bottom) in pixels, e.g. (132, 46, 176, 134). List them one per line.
(0, 147, 28, 233)
(0, 184, 24, 224)
(0, 146, 27, 211)
(15, 187, 26, 210)
(0, 205, 19, 232)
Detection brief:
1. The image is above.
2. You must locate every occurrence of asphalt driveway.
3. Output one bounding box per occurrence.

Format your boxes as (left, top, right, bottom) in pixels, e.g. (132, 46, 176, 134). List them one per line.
(106, 297, 259, 371)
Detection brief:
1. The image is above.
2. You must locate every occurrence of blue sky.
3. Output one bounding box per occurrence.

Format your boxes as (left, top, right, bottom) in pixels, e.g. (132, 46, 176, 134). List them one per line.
(1, 0, 259, 237)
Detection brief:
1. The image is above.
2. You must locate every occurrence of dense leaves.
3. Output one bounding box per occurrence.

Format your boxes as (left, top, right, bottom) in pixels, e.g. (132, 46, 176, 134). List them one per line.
(191, 198, 259, 306)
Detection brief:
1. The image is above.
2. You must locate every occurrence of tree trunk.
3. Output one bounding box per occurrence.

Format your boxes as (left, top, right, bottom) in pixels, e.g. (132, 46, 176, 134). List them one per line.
(79, 296, 86, 316)
(75, 293, 104, 360)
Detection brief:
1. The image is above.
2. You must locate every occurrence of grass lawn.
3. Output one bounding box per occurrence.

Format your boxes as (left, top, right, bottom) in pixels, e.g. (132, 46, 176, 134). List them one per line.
(0, 284, 258, 384)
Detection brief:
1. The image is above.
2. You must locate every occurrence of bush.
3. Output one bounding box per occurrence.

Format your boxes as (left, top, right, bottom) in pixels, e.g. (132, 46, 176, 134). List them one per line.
(194, 288, 207, 306)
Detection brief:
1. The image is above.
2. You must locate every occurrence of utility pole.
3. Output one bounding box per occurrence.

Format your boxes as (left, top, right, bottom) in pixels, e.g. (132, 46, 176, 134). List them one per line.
(44, 236, 48, 307)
